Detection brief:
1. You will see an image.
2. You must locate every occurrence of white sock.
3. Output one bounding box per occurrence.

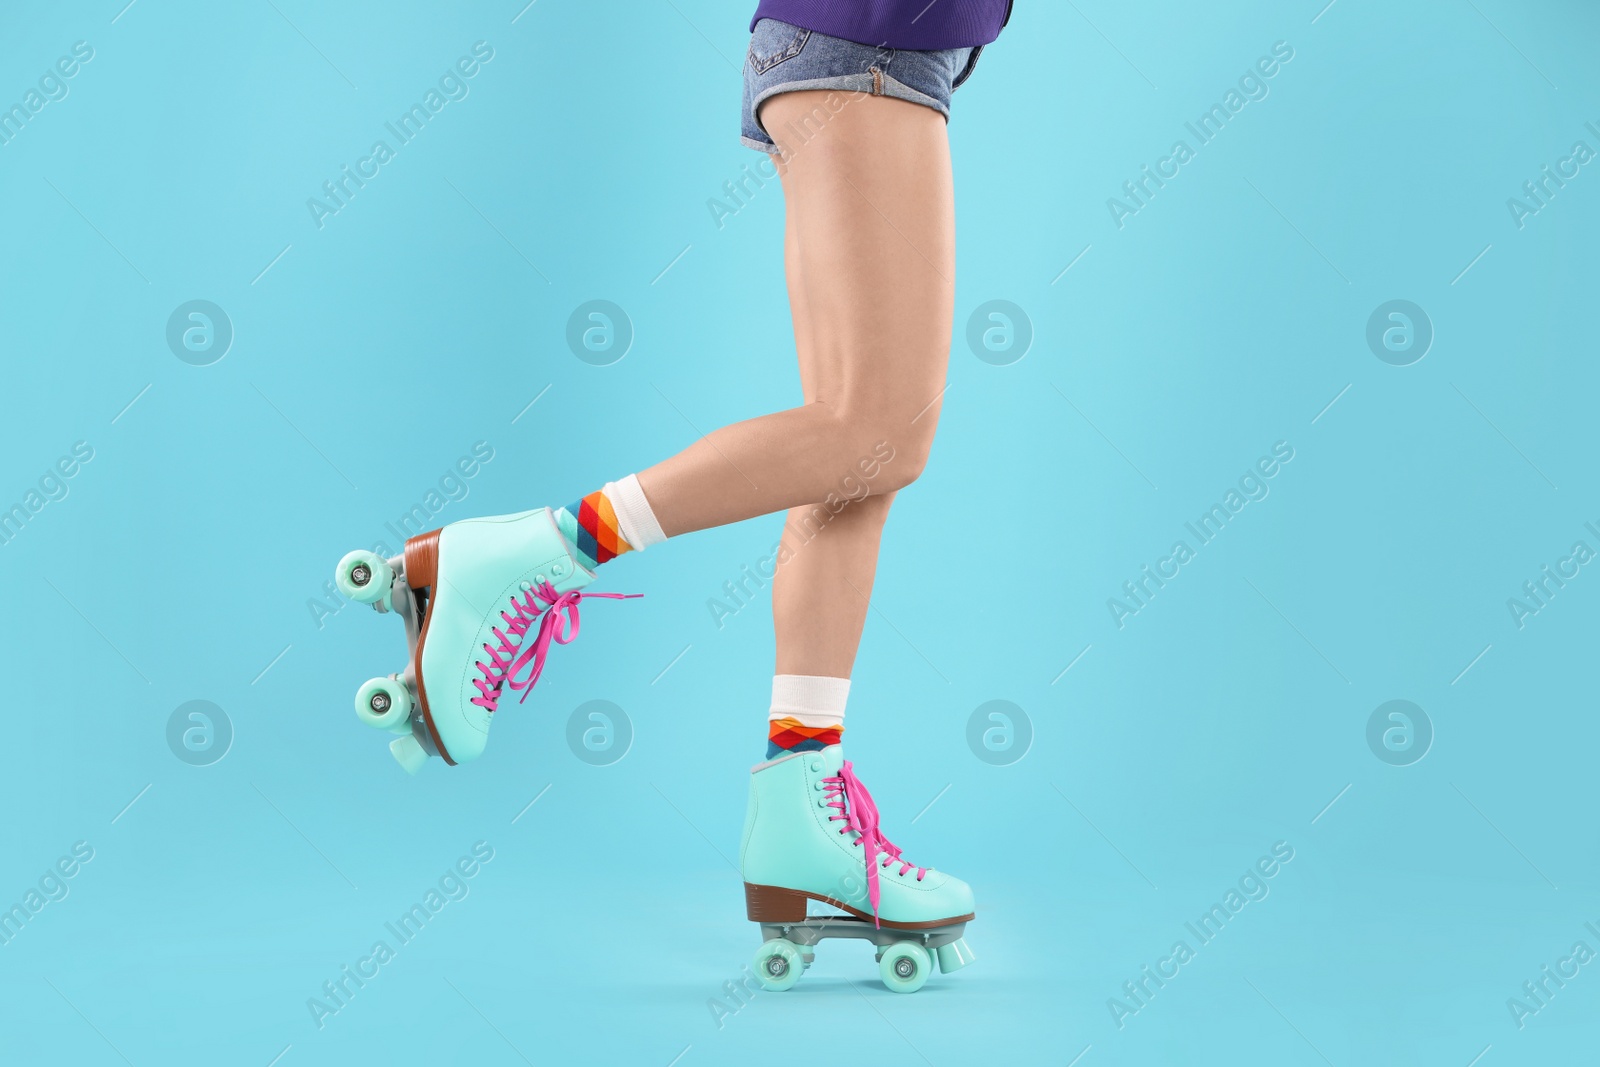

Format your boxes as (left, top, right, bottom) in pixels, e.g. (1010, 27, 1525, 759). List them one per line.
(769, 674, 850, 729)
(606, 473, 666, 550)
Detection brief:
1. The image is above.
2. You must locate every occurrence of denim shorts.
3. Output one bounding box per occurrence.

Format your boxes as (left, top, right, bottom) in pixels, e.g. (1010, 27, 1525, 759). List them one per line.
(741, 19, 982, 154)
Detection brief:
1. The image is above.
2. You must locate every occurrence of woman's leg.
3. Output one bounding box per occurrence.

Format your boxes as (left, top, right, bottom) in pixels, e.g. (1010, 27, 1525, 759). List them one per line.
(765, 111, 934, 678)
(768, 155, 896, 679)
(634, 90, 954, 541)
(738, 89, 954, 757)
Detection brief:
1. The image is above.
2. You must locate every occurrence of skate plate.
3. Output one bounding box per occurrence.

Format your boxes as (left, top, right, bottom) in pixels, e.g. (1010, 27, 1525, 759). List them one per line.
(758, 916, 969, 954)
(753, 914, 973, 993)
(340, 549, 443, 773)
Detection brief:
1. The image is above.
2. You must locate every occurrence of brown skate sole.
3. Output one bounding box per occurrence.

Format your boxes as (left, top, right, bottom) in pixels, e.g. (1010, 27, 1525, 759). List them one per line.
(744, 882, 975, 930)
(403, 528, 454, 765)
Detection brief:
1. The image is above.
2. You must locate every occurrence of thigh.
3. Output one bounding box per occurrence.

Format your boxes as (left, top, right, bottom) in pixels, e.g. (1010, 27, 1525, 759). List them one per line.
(781, 175, 830, 406)
(766, 90, 955, 430)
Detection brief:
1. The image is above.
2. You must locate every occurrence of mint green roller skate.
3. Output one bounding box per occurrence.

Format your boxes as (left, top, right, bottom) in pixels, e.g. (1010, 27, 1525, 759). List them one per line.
(740, 744, 976, 993)
(333, 509, 637, 772)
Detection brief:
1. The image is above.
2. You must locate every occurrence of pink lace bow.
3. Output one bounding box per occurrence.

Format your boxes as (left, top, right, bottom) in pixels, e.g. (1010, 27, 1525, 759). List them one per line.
(472, 581, 639, 713)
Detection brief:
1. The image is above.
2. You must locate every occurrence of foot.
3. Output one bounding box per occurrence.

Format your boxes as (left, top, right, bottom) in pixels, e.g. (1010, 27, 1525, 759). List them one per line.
(336, 508, 636, 768)
(739, 744, 976, 929)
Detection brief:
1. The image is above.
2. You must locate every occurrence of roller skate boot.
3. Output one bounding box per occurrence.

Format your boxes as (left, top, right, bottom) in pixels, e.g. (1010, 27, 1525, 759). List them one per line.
(739, 744, 976, 993)
(333, 508, 637, 772)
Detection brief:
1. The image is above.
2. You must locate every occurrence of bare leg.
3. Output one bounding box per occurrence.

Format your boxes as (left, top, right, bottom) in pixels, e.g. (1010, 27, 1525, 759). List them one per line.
(772, 493, 895, 677)
(766, 112, 939, 677)
(636, 90, 954, 539)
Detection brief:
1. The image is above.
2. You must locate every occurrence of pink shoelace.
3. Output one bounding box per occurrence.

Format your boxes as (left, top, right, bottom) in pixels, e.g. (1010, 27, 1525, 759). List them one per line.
(822, 761, 927, 927)
(471, 580, 639, 713)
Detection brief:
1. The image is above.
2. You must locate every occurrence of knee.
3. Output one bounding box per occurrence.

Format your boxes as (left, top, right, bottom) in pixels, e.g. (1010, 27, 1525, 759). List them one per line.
(837, 377, 943, 488)
(818, 400, 938, 495)
(854, 425, 934, 494)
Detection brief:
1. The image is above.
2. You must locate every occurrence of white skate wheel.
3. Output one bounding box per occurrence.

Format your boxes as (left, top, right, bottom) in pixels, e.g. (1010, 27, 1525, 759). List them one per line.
(355, 677, 412, 731)
(936, 937, 975, 974)
(878, 942, 932, 993)
(389, 733, 429, 775)
(336, 550, 393, 605)
(752, 939, 804, 992)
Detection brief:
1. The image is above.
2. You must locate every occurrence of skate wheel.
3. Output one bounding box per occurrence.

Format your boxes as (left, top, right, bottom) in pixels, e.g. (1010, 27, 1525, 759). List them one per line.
(752, 938, 804, 992)
(878, 942, 932, 994)
(389, 733, 429, 775)
(355, 677, 412, 731)
(336, 550, 393, 605)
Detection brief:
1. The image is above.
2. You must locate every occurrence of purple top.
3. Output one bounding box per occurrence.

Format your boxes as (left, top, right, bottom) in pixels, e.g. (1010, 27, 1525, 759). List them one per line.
(750, 0, 1011, 51)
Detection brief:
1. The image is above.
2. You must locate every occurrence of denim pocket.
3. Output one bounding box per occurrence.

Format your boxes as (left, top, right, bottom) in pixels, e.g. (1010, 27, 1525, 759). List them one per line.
(951, 46, 982, 90)
(747, 20, 811, 75)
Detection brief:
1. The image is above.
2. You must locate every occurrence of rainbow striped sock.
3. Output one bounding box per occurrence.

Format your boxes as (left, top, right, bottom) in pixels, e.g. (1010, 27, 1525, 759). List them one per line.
(554, 474, 665, 572)
(555, 490, 633, 571)
(767, 717, 843, 757)
(766, 675, 849, 758)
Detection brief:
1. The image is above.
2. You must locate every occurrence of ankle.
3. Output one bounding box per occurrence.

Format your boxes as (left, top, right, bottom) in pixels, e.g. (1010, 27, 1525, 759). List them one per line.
(766, 674, 849, 758)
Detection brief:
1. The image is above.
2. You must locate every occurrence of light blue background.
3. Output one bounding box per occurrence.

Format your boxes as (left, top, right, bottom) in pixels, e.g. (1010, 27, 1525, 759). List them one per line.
(2, 1, 1597, 1064)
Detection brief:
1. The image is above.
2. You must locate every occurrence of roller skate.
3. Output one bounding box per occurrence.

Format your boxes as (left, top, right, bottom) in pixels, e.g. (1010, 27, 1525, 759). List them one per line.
(739, 744, 976, 993)
(332, 508, 637, 772)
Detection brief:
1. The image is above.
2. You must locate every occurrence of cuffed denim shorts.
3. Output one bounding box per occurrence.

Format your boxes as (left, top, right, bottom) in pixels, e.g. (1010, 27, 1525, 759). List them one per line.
(741, 18, 982, 154)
